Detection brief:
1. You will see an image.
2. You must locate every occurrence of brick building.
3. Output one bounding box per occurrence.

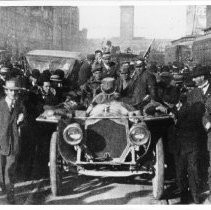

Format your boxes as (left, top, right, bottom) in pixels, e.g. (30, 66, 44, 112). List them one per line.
(0, 6, 87, 59)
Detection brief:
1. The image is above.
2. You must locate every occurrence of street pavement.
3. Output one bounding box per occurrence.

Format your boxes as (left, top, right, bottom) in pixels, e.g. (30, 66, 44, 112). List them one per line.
(0, 174, 210, 205)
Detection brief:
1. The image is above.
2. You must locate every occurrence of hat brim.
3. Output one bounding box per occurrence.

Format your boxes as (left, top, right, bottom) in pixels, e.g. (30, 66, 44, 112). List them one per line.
(192, 73, 210, 78)
(3, 86, 21, 90)
(50, 79, 62, 82)
(101, 86, 116, 95)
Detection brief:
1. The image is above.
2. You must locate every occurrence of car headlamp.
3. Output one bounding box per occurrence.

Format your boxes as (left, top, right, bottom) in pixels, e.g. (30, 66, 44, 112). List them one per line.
(63, 123, 83, 145)
(129, 123, 150, 145)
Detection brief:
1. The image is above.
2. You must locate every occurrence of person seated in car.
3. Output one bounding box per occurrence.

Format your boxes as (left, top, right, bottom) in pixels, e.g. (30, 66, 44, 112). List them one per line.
(28, 69, 40, 91)
(81, 63, 103, 107)
(38, 76, 59, 107)
(50, 74, 65, 103)
(86, 77, 119, 114)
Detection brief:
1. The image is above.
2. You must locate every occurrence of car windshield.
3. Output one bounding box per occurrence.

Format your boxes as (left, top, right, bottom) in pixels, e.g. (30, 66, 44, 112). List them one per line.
(26, 55, 76, 77)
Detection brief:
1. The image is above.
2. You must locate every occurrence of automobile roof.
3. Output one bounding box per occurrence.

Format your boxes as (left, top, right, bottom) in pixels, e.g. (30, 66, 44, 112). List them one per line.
(26, 50, 83, 60)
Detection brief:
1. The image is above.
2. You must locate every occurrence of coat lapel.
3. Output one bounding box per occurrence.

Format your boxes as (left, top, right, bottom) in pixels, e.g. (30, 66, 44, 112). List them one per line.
(205, 83, 211, 98)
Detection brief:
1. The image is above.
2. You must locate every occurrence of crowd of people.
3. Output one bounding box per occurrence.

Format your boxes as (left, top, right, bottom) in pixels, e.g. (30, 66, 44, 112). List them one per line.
(0, 44, 211, 204)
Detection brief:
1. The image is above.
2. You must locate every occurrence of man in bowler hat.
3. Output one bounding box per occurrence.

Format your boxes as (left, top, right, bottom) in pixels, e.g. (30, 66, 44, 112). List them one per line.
(173, 66, 210, 204)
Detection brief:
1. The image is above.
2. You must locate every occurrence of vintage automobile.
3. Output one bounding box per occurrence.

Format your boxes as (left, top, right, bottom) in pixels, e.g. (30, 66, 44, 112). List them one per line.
(25, 50, 84, 74)
(25, 50, 84, 88)
(47, 100, 173, 200)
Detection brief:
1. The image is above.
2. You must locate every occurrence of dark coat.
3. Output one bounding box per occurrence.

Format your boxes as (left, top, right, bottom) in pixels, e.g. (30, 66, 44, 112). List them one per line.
(121, 69, 157, 108)
(0, 98, 25, 156)
(157, 81, 180, 105)
(0, 78, 5, 98)
(102, 61, 117, 79)
(115, 77, 132, 98)
(78, 60, 92, 86)
(173, 87, 207, 155)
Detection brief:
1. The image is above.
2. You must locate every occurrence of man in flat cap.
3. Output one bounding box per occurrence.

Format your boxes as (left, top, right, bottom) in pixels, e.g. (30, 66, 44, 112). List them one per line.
(0, 78, 25, 204)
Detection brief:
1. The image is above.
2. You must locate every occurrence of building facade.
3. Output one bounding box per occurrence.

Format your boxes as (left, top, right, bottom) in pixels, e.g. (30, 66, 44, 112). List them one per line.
(0, 6, 87, 59)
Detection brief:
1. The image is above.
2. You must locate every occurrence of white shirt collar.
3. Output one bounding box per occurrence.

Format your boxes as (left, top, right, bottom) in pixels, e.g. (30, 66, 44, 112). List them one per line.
(199, 80, 210, 95)
(5, 96, 15, 109)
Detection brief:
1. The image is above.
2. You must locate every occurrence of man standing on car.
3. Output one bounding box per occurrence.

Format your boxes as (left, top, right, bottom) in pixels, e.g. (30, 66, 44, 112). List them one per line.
(121, 59, 157, 110)
(0, 78, 25, 204)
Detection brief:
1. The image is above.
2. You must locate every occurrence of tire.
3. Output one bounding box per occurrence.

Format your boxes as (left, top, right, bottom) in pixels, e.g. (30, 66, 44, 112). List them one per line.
(152, 137, 165, 200)
(49, 131, 63, 196)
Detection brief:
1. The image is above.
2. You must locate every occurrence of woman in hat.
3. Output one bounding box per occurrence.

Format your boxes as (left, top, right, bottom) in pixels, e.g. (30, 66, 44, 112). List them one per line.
(0, 78, 25, 204)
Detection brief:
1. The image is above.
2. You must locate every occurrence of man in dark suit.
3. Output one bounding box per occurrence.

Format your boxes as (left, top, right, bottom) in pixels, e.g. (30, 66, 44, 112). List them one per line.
(0, 78, 25, 204)
(174, 66, 210, 204)
(191, 66, 211, 203)
(116, 63, 132, 98)
(121, 60, 157, 110)
(78, 54, 95, 87)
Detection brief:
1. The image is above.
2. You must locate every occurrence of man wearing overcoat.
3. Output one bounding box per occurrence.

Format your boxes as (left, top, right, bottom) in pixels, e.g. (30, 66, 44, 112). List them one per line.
(0, 78, 25, 204)
(174, 66, 210, 204)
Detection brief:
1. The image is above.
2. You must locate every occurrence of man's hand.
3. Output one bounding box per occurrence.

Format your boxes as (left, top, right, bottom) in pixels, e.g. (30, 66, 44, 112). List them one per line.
(17, 113, 24, 125)
(155, 106, 167, 114)
(205, 122, 211, 131)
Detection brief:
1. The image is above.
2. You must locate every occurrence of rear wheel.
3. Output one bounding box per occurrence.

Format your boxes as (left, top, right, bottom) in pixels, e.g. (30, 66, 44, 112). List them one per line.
(50, 131, 63, 196)
(152, 137, 165, 200)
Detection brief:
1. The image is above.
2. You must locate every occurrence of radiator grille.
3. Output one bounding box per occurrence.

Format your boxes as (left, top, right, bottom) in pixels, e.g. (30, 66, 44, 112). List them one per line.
(86, 119, 127, 159)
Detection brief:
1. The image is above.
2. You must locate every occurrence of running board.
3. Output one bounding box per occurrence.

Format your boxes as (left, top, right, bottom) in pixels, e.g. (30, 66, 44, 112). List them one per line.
(78, 170, 153, 177)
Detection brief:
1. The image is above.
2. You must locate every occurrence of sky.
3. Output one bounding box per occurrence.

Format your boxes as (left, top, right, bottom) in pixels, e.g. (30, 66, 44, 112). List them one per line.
(79, 6, 187, 39)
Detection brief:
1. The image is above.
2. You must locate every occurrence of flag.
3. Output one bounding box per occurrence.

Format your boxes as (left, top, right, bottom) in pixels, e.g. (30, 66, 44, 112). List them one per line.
(143, 39, 155, 62)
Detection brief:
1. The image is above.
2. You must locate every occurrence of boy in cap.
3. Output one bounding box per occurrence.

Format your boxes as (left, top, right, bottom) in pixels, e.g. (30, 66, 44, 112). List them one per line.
(0, 78, 25, 204)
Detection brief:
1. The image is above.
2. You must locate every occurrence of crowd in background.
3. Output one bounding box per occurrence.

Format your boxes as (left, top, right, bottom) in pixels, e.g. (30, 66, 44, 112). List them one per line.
(0, 41, 211, 204)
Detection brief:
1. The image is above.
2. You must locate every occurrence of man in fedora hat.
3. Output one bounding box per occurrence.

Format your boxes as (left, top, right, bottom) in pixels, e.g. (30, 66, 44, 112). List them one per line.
(191, 66, 211, 203)
(0, 78, 25, 204)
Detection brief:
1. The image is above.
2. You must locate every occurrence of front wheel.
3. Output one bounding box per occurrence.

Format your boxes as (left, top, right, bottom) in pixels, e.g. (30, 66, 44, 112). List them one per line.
(152, 137, 165, 200)
(49, 131, 63, 196)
